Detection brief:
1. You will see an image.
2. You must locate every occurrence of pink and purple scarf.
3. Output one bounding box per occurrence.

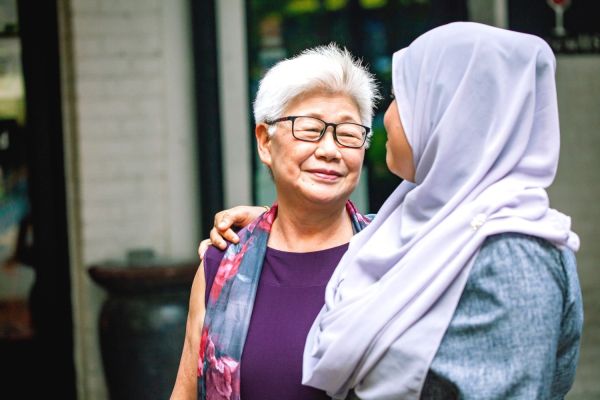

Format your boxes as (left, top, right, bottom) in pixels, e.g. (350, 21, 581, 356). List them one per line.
(198, 201, 371, 400)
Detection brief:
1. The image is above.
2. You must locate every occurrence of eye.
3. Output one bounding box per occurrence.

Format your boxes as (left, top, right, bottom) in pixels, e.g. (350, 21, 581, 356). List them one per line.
(294, 117, 324, 132)
(297, 124, 322, 132)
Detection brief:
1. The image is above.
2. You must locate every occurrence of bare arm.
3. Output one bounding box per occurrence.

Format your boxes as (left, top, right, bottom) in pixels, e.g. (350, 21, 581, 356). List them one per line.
(171, 261, 206, 399)
(175, 206, 267, 396)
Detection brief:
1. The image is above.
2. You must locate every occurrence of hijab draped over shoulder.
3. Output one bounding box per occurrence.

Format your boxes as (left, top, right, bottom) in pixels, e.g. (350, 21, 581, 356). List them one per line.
(303, 22, 579, 400)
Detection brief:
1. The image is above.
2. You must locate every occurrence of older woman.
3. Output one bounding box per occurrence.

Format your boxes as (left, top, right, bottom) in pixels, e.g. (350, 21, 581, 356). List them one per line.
(203, 23, 583, 400)
(170, 44, 379, 399)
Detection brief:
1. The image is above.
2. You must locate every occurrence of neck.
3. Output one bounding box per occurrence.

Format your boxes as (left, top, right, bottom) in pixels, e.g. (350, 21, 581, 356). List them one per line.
(268, 199, 353, 252)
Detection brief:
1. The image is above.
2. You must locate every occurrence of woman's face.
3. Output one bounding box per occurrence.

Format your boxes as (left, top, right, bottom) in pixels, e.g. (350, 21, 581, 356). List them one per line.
(257, 92, 365, 208)
(384, 99, 415, 182)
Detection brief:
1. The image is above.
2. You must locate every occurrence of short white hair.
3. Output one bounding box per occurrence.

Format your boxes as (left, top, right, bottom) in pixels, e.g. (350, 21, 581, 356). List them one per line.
(253, 43, 380, 145)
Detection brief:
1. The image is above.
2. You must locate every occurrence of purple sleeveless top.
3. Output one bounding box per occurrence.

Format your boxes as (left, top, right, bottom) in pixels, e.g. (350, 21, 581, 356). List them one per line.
(204, 243, 349, 400)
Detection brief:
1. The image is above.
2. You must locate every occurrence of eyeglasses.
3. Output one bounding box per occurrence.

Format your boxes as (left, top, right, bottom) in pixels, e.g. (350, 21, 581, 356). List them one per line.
(266, 116, 370, 149)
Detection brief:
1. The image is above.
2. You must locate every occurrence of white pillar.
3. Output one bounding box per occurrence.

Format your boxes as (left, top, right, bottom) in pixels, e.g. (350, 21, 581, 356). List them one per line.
(493, 0, 508, 28)
(468, 0, 508, 28)
(163, 0, 200, 258)
(215, 0, 253, 207)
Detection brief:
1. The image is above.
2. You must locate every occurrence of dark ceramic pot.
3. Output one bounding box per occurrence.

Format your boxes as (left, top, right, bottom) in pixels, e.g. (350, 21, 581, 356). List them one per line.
(89, 262, 197, 400)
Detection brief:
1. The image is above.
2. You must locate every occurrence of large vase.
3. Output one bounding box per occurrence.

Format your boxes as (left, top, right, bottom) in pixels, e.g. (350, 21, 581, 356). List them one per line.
(89, 262, 197, 400)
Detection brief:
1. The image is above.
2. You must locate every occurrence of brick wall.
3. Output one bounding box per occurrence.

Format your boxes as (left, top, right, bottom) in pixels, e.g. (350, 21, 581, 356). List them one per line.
(60, 0, 198, 397)
(73, 0, 171, 263)
(551, 56, 600, 399)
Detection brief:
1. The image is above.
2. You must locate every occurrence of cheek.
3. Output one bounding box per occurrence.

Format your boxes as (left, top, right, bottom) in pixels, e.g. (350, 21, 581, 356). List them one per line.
(383, 103, 395, 133)
(385, 139, 401, 176)
(293, 143, 317, 165)
(273, 142, 313, 172)
(345, 151, 364, 177)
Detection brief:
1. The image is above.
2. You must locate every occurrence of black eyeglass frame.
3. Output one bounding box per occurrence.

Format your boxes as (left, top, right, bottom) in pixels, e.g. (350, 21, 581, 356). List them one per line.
(266, 115, 370, 149)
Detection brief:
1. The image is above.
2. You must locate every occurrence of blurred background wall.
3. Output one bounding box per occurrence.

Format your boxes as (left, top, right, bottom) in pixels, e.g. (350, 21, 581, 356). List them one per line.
(550, 56, 600, 400)
(59, 0, 200, 397)
(0, 0, 597, 398)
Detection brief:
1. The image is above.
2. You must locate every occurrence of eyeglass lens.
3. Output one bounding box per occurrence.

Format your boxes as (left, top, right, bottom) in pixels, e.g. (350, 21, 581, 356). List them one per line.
(292, 117, 365, 147)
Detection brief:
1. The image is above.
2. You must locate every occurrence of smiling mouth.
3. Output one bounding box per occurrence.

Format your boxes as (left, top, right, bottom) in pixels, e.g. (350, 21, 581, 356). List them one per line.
(307, 169, 343, 181)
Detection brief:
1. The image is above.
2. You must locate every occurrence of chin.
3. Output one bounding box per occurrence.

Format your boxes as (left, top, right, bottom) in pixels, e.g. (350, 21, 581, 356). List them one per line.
(302, 188, 352, 207)
(386, 164, 404, 180)
(385, 157, 396, 175)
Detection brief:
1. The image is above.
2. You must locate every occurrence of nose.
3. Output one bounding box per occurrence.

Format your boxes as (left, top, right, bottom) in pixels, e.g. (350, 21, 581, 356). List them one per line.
(314, 126, 342, 161)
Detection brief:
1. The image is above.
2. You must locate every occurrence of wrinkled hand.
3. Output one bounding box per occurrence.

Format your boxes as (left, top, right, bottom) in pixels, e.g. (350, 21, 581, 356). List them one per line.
(197, 206, 267, 260)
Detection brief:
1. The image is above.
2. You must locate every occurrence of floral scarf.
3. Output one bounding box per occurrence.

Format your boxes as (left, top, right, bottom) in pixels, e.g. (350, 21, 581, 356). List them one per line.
(198, 201, 371, 400)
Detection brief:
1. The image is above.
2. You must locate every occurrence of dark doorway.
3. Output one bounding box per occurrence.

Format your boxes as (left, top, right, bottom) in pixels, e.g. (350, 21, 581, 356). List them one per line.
(0, 0, 76, 398)
(190, 0, 225, 237)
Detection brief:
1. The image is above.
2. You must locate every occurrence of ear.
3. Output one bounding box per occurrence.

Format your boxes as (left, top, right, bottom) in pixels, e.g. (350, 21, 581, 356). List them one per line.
(256, 123, 273, 168)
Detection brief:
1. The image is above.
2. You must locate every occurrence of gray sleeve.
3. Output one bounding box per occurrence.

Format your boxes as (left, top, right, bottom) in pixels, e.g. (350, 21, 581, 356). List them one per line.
(425, 233, 583, 400)
(550, 248, 583, 398)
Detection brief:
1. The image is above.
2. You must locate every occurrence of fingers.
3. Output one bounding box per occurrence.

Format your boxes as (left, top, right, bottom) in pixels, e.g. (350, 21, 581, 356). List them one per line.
(221, 228, 240, 244)
(209, 205, 266, 250)
(197, 239, 212, 260)
(209, 226, 237, 249)
(215, 211, 233, 231)
(213, 211, 240, 244)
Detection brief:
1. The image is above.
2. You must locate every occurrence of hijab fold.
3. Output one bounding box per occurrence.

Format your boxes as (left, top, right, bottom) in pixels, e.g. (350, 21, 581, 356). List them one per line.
(303, 22, 579, 399)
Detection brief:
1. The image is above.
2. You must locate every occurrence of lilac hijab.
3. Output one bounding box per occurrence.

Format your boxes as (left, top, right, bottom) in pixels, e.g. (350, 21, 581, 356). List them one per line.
(303, 22, 579, 399)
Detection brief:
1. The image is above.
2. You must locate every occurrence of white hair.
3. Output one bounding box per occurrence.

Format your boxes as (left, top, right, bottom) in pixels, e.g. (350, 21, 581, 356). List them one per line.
(253, 43, 380, 145)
